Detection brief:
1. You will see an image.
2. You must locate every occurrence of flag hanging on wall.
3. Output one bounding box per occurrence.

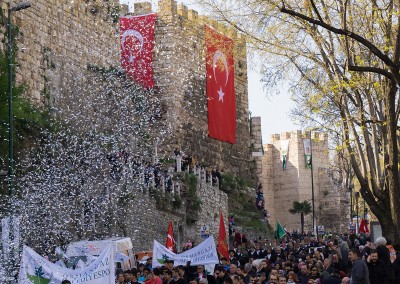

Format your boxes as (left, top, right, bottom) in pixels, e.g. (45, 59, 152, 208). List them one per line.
(120, 13, 156, 89)
(205, 25, 236, 144)
(217, 210, 229, 260)
(165, 221, 175, 252)
(280, 139, 290, 170)
(303, 138, 312, 168)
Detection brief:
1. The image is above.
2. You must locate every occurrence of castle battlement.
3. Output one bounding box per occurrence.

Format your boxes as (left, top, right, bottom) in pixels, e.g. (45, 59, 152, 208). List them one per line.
(269, 130, 328, 143)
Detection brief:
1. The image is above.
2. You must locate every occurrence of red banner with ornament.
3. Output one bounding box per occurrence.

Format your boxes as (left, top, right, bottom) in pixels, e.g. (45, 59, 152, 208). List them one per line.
(205, 25, 236, 144)
(120, 14, 156, 89)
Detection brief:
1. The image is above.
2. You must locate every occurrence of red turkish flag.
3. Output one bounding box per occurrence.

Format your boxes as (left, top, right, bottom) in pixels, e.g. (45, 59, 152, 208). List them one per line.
(120, 14, 156, 89)
(205, 26, 236, 144)
(166, 221, 175, 252)
(359, 219, 369, 233)
(218, 210, 229, 260)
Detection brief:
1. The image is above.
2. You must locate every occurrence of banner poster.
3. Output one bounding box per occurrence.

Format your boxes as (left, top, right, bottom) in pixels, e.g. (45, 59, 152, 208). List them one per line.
(303, 138, 312, 168)
(18, 245, 114, 284)
(152, 236, 219, 268)
(279, 139, 290, 170)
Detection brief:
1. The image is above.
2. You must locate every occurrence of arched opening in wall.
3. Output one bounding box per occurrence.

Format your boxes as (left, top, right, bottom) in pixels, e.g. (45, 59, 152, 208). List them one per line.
(178, 224, 184, 252)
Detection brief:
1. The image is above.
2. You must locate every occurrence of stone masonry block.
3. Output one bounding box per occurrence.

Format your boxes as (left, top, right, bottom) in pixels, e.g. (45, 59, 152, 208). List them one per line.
(134, 2, 152, 14)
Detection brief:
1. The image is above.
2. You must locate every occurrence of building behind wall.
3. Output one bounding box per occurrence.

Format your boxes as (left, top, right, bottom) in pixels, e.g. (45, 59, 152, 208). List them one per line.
(258, 130, 347, 233)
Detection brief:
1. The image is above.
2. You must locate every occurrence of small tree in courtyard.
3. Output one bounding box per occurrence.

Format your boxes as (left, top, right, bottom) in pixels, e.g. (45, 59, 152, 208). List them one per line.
(289, 201, 312, 233)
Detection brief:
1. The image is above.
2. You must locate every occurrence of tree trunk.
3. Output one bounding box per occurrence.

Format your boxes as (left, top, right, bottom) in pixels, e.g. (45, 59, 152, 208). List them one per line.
(301, 213, 304, 234)
(377, 210, 399, 244)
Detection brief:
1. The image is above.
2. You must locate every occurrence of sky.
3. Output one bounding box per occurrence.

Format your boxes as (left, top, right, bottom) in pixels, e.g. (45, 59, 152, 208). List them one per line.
(119, 0, 298, 143)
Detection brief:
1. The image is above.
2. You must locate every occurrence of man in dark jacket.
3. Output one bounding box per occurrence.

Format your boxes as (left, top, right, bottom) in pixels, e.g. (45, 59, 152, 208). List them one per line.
(348, 248, 370, 284)
(214, 266, 230, 284)
(367, 249, 389, 284)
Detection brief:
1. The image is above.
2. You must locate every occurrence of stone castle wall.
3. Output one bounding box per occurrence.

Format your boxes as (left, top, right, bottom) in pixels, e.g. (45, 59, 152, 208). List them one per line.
(260, 131, 343, 232)
(0, 0, 240, 250)
(1, 0, 252, 176)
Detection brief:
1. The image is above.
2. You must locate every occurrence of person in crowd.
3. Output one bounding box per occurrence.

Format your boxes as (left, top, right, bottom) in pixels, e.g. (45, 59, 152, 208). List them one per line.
(278, 275, 287, 284)
(340, 277, 350, 284)
(375, 237, 395, 283)
(331, 253, 345, 272)
(125, 270, 135, 283)
(348, 248, 369, 284)
(220, 257, 230, 271)
(178, 265, 190, 284)
(229, 262, 239, 276)
(223, 278, 233, 284)
(323, 258, 334, 275)
(298, 264, 310, 284)
(267, 272, 279, 284)
(308, 266, 320, 281)
(166, 260, 175, 270)
(164, 270, 174, 284)
(323, 269, 341, 284)
(232, 275, 241, 284)
(315, 260, 329, 280)
(145, 268, 163, 284)
(116, 273, 126, 284)
(138, 264, 146, 281)
(237, 274, 246, 284)
(367, 249, 388, 284)
(230, 250, 238, 263)
(130, 269, 140, 284)
(287, 271, 299, 284)
(146, 257, 153, 271)
(338, 239, 349, 268)
(215, 266, 230, 284)
(193, 266, 207, 280)
(171, 268, 185, 284)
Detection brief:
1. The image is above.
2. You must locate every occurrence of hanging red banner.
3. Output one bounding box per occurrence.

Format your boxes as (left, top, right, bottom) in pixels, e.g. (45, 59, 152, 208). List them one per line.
(120, 14, 156, 89)
(205, 25, 236, 144)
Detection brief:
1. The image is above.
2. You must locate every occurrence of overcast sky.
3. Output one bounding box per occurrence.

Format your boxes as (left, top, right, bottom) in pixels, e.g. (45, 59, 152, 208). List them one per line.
(119, 0, 298, 143)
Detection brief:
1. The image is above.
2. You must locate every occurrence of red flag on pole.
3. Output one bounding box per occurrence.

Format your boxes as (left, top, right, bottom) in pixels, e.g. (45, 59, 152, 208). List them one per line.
(218, 210, 229, 260)
(166, 221, 175, 252)
(205, 25, 236, 144)
(359, 219, 369, 233)
(120, 14, 156, 89)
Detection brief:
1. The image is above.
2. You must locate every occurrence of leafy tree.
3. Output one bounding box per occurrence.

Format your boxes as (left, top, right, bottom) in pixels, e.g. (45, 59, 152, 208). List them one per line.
(196, 0, 400, 243)
(289, 201, 312, 233)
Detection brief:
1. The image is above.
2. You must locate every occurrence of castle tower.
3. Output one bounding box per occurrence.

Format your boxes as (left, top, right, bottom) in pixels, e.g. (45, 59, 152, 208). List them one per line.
(261, 130, 339, 232)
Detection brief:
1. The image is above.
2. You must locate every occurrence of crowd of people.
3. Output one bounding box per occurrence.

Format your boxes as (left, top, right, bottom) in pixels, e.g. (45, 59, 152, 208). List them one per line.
(115, 233, 400, 284)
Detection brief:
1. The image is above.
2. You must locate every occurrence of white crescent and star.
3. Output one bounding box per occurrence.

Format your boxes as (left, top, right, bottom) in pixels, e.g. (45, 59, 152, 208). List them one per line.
(212, 50, 230, 103)
(121, 29, 144, 63)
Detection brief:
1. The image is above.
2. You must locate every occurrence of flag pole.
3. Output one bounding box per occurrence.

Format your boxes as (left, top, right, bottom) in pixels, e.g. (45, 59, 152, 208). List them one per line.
(309, 134, 316, 235)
